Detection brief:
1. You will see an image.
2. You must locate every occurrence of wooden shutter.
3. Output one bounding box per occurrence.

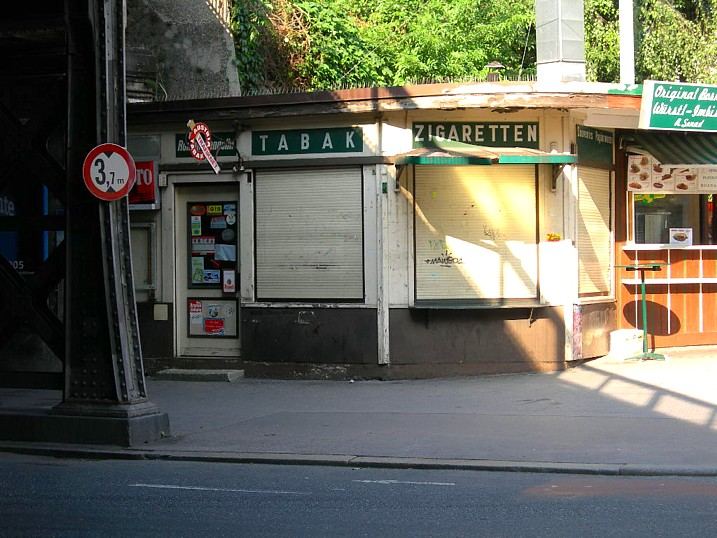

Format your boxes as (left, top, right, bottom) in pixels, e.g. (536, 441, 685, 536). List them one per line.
(577, 166, 611, 296)
(415, 165, 538, 301)
(255, 167, 364, 300)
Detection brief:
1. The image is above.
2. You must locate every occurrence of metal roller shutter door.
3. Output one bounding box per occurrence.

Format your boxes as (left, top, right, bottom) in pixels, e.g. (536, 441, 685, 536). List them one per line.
(255, 167, 364, 300)
(577, 166, 611, 295)
(415, 165, 538, 301)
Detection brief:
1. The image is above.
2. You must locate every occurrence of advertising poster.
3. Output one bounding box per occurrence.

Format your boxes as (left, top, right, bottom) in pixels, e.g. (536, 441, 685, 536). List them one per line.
(188, 200, 238, 289)
(223, 269, 236, 293)
(627, 156, 707, 193)
(669, 228, 693, 246)
(129, 160, 159, 209)
(187, 298, 237, 337)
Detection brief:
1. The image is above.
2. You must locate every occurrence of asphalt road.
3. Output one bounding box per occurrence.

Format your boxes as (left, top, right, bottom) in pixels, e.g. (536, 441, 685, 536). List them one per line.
(2, 453, 717, 537)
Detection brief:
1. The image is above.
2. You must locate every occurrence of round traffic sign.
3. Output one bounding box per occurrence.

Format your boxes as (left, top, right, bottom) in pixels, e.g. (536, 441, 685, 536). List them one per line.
(82, 143, 136, 201)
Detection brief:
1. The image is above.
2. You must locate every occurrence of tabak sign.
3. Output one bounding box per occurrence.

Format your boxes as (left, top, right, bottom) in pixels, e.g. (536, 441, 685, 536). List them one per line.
(639, 80, 717, 132)
(129, 160, 159, 208)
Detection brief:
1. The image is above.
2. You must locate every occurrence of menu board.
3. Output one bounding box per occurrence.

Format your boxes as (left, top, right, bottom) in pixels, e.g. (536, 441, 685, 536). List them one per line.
(627, 155, 716, 193)
(188, 201, 238, 288)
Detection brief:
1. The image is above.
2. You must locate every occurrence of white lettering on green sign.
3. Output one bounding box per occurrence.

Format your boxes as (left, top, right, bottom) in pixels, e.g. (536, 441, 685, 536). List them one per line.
(640, 80, 717, 132)
(412, 122, 539, 148)
(576, 125, 613, 167)
(251, 128, 363, 155)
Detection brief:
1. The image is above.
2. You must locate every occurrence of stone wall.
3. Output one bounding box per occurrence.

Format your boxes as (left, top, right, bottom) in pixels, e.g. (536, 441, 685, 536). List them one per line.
(127, 0, 240, 101)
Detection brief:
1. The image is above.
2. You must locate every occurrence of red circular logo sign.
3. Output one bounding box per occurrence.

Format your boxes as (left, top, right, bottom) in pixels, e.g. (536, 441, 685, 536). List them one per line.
(189, 123, 212, 161)
(82, 143, 136, 201)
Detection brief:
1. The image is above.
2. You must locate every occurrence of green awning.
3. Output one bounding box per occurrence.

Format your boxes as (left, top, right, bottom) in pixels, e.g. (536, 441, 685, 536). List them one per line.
(625, 131, 717, 166)
(394, 142, 576, 166)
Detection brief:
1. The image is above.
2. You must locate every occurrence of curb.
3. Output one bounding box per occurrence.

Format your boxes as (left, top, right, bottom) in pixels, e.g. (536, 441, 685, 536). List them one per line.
(2, 442, 717, 477)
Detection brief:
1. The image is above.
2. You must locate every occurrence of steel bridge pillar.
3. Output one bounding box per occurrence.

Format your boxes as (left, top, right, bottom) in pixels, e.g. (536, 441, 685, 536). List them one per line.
(0, 0, 169, 446)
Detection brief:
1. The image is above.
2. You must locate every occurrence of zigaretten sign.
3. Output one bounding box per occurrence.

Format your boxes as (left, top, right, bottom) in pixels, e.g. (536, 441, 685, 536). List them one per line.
(639, 80, 717, 132)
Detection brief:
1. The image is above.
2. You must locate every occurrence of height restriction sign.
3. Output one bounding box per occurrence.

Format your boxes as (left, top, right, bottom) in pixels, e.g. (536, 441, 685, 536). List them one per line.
(82, 143, 137, 201)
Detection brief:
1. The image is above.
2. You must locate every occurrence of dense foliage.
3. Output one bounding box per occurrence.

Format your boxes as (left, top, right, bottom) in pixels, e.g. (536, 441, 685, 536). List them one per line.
(232, 0, 535, 92)
(232, 0, 717, 92)
(586, 0, 717, 84)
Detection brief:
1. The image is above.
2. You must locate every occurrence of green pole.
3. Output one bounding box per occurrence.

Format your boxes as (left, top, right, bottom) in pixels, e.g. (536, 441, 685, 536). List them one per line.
(640, 269, 648, 354)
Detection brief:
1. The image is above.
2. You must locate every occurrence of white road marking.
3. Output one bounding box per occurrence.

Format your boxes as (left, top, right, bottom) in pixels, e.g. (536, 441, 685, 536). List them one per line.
(352, 479, 455, 486)
(129, 483, 310, 495)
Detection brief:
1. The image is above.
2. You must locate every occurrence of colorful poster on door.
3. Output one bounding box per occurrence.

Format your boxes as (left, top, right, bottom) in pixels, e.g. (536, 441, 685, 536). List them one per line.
(223, 269, 236, 293)
(191, 216, 202, 236)
(204, 318, 225, 335)
(187, 200, 239, 289)
(187, 298, 237, 337)
(191, 257, 204, 284)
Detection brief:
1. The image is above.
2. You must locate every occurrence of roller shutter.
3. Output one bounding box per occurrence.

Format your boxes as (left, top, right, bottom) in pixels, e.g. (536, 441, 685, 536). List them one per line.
(415, 165, 538, 301)
(255, 167, 364, 300)
(577, 166, 611, 296)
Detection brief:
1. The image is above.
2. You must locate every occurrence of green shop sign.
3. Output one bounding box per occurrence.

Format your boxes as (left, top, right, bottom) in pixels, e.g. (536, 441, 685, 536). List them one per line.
(413, 122, 539, 149)
(252, 127, 364, 155)
(640, 80, 717, 132)
(576, 125, 613, 167)
(176, 132, 236, 158)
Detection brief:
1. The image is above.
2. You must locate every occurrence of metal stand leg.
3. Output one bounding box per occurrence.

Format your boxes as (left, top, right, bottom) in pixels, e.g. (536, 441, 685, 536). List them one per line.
(628, 268, 665, 361)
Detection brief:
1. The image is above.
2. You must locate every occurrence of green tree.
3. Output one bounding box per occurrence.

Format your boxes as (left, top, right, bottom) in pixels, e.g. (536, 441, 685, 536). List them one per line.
(232, 0, 535, 91)
(234, 0, 717, 90)
(584, 0, 620, 82)
(584, 0, 717, 83)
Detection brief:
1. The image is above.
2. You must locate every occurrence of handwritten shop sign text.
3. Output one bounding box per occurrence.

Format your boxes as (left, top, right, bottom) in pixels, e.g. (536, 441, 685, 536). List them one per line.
(639, 80, 717, 132)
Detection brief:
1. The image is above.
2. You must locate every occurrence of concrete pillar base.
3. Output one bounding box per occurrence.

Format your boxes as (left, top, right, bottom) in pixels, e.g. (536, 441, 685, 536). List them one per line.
(0, 402, 170, 447)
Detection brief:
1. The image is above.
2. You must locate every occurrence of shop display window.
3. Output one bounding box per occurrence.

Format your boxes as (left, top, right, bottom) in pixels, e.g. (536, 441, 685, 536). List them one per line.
(627, 154, 717, 245)
(633, 194, 717, 245)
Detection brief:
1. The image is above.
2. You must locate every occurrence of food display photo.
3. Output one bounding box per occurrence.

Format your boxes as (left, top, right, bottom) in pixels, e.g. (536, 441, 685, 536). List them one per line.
(650, 161, 675, 191)
(627, 155, 699, 194)
(672, 168, 697, 192)
(627, 155, 652, 191)
(669, 227, 693, 246)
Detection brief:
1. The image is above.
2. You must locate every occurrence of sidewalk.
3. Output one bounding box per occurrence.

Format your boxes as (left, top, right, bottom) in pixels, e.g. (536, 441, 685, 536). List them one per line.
(2, 347, 717, 476)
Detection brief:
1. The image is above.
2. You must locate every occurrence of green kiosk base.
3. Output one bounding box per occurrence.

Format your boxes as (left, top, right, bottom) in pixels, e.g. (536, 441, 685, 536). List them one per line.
(617, 264, 666, 362)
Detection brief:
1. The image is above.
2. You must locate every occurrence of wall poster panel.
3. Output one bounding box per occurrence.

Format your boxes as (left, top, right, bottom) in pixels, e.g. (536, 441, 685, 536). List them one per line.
(187, 201, 238, 289)
(187, 298, 238, 337)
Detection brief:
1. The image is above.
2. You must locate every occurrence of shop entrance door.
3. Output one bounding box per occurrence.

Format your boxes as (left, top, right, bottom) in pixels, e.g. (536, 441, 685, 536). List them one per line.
(175, 184, 240, 357)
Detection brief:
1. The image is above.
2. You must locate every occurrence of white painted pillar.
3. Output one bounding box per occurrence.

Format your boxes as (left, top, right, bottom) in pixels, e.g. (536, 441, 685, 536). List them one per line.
(619, 0, 635, 84)
(376, 164, 391, 365)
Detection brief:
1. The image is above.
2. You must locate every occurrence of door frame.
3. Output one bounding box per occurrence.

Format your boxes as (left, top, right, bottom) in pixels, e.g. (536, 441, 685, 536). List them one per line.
(161, 172, 242, 358)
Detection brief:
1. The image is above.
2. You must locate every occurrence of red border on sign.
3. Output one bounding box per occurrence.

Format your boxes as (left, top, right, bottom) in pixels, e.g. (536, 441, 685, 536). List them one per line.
(189, 123, 212, 161)
(82, 143, 137, 201)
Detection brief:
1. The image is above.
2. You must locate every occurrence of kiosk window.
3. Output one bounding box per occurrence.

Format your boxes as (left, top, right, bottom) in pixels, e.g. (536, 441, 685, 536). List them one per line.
(634, 194, 717, 245)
